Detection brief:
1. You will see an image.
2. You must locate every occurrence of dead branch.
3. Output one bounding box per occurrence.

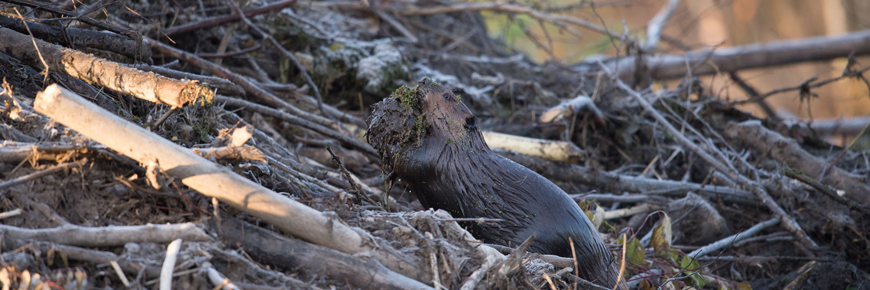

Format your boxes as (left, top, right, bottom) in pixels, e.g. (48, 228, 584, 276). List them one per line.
(211, 216, 433, 290)
(0, 28, 212, 107)
(0, 14, 151, 62)
(497, 150, 759, 205)
(33, 84, 429, 282)
(616, 80, 818, 248)
(0, 223, 210, 247)
(0, 142, 90, 163)
(161, 0, 298, 36)
(804, 116, 870, 136)
(724, 120, 870, 204)
(582, 29, 870, 80)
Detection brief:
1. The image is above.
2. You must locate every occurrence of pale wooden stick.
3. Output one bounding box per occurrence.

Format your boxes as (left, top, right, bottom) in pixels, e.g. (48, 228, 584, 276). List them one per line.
(603, 204, 662, 220)
(482, 131, 585, 163)
(0, 223, 210, 247)
(204, 263, 240, 290)
(110, 261, 131, 287)
(160, 238, 182, 290)
(33, 84, 426, 282)
(0, 209, 22, 220)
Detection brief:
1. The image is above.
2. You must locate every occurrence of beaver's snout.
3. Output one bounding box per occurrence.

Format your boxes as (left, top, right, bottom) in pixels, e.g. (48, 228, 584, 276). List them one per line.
(465, 116, 477, 130)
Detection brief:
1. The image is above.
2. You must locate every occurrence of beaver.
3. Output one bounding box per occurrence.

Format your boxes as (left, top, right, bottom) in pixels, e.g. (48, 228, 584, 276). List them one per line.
(366, 79, 623, 289)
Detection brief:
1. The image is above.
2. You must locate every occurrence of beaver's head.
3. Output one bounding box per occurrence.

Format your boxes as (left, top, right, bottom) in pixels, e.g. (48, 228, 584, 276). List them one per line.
(366, 79, 484, 164)
(414, 79, 478, 141)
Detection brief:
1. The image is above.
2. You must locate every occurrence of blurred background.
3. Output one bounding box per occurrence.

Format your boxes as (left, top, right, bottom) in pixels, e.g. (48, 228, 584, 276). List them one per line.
(484, 0, 870, 133)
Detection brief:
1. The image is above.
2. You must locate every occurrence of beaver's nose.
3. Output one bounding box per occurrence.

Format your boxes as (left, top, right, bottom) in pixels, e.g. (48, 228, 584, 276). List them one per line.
(464, 115, 477, 129)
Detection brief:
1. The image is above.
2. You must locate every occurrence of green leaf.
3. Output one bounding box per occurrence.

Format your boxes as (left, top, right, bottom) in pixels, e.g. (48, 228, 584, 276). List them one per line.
(626, 237, 645, 266)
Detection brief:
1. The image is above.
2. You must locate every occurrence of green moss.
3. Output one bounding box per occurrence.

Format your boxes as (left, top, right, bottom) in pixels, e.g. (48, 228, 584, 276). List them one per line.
(391, 84, 419, 112)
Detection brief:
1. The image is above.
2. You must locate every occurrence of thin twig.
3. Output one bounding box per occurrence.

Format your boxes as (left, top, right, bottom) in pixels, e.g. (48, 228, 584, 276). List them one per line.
(730, 65, 870, 106)
(13, 8, 49, 83)
(728, 72, 778, 120)
(326, 145, 380, 208)
(0, 159, 87, 190)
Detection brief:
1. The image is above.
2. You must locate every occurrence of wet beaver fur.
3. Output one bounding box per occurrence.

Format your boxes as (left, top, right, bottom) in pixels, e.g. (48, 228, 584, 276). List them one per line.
(366, 79, 623, 288)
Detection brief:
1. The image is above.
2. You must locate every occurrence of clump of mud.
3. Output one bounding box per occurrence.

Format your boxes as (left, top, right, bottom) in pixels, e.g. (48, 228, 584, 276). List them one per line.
(364, 81, 429, 164)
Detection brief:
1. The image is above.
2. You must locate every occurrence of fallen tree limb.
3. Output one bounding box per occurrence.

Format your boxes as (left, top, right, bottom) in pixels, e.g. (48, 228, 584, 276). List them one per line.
(724, 120, 870, 204)
(579, 29, 870, 80)
(0, 223, 210, 247)
(2, 0, 144, 51)
(497, 150, 759, 205)
(803, 116, 870, 136)
(33, 84, 429, 282)
(0, 142, 86, 163)
(0, 14, 151, 62)
(211, 216, 434, 290)
(0, 28, 212, 107)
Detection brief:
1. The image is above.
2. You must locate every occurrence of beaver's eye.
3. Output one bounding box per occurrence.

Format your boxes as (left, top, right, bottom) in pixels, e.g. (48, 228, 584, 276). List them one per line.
(442, 93, 451, 100)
